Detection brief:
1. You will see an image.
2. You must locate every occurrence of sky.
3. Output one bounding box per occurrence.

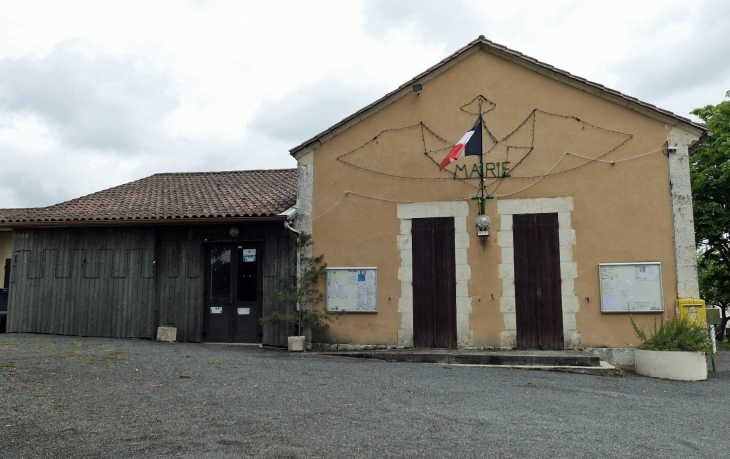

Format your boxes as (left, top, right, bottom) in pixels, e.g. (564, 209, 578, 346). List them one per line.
(0, 0, 728, 208)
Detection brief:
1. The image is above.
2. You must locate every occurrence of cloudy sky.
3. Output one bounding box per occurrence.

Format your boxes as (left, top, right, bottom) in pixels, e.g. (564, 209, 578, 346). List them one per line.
(0, 0, 728, 208)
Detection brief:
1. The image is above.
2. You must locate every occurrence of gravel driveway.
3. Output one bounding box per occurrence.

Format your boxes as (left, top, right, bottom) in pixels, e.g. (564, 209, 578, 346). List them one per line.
(1, 333, 728, 458)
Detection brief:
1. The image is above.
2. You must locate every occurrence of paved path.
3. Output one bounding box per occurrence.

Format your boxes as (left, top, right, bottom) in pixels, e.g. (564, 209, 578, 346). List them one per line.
(1, 333, 728, 458)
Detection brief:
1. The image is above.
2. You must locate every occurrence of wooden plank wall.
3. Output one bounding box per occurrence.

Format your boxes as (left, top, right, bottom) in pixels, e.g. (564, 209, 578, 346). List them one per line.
(8, 227, 156, 338)
(8, 222, 295, 345)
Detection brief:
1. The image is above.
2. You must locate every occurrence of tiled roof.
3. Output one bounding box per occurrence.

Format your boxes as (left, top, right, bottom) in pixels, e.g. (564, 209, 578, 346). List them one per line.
(0, 169, 297, 224)
(290, 36, 706, 155)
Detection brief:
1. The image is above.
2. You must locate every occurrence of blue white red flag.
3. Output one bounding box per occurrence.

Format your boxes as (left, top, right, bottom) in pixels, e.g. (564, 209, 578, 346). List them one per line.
(439, 119, 483, 171)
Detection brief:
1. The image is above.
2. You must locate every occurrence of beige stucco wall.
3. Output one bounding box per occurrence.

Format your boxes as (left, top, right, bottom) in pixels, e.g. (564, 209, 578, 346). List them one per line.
(303, 50, 698, 348)
(0, 231, 12, 286)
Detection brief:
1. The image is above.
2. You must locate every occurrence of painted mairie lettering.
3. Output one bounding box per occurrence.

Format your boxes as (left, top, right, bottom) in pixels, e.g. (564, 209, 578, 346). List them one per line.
(453, 162, 511, 179)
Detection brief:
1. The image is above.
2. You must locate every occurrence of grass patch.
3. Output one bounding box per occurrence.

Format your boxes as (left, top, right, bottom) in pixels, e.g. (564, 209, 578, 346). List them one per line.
(2, 363, 17, 368)
(103, 349, 125, 355)
(3, 340, 16, 346)
(717, 340, 730, 351)
(209, 361, 222, 365)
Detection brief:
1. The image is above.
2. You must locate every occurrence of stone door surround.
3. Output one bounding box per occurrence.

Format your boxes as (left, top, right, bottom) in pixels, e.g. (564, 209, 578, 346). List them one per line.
(497, 197, 580, 349)
(396, 201, 473, 348)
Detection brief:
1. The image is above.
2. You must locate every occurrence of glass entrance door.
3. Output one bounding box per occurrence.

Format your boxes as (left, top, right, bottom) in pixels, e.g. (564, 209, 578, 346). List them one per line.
(204, 244, 262, 342)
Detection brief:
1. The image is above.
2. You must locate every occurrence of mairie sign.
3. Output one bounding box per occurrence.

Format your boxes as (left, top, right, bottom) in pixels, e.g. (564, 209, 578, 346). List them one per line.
(454, 162, 511, 179)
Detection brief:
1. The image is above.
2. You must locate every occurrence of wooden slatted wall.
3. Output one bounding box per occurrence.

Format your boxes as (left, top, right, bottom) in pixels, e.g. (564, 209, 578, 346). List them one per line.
(7, 222, 295, 344)
(8, 227, 156, 338)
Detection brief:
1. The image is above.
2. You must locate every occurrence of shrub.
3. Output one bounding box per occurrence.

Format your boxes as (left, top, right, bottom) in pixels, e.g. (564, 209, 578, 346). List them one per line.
(259, 233, 341, 340)
(631, 316, 711, 353)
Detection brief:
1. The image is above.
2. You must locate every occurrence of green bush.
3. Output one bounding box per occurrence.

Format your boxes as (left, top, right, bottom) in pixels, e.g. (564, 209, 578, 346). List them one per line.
(260, 309, 335, 338)
(631, 316, 711, 352)
(259, 233, 341, 340)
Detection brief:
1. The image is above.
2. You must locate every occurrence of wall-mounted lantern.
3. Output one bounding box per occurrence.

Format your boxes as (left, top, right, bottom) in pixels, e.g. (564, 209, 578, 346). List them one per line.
(229, 227, 240, 238)
(476, 215, 491, 237)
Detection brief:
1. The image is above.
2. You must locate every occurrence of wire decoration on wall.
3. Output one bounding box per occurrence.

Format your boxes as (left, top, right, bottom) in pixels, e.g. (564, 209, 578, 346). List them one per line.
(311, 94, 662, 219)
(336, 95, 634, 187)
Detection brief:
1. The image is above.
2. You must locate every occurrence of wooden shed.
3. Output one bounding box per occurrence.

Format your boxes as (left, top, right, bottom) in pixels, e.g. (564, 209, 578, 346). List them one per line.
(0, 169, 298, 345)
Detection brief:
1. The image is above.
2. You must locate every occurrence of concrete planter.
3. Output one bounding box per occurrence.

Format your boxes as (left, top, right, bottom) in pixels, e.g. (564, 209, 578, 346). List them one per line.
(156, 326, 177, 343)
(288, 336, 305, 352)
(634, 349, 707, 381)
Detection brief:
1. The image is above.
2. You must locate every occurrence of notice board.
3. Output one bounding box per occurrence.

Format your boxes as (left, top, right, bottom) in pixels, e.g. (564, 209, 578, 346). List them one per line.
(599, 262, 664, 313)
(326, 267, 377, 313)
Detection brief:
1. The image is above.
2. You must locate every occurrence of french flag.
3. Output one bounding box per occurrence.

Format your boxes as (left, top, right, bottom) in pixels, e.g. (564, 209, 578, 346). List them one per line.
(439, 119, 483, 171)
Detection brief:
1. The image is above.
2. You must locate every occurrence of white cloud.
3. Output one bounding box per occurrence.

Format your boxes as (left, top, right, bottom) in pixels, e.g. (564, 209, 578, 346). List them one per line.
(0, 40, 178, 152)
(609, 1, 730, 117)
(362, 0, 483, 51)
(249, 78, 389, 144)
(0, 0, 724, 208)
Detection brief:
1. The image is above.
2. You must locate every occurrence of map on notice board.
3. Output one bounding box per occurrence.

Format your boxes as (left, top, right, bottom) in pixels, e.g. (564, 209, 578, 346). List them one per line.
(599, 262, 663, 313)
(326, 267, 377, 313)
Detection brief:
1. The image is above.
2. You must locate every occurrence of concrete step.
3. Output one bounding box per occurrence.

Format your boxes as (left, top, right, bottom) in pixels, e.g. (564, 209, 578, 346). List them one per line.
(320, 351, 600, 367)
(446, 361, 622, 377)
(315, 350, 622, 377)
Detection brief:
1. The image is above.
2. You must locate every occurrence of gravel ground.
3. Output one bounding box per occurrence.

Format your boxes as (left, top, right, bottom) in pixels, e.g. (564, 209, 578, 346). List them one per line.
(1, 333, 728, 458)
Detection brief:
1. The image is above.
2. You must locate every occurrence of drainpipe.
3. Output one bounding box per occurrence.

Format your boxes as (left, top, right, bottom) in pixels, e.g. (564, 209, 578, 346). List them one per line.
(284, 220, 301, 315)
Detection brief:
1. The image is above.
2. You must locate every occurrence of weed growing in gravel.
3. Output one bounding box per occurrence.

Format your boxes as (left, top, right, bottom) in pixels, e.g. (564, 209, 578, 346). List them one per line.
(3, 340, 16, 346)
(102, 350, 126, 361)
(2, 363, 16, 368)
(209, 361, 222, 364)
(181, 355, 191, 358)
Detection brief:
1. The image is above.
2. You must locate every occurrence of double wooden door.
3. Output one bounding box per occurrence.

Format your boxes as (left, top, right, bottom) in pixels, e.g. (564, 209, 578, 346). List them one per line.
(513, 213, 564, 350)
(411, 217, 457, 348)
(204, 244, 263, 343)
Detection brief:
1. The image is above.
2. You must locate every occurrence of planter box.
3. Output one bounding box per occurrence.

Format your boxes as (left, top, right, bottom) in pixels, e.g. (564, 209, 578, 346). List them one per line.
(157, 327, 177, 343)
(634, 349, 707, 381)
(288, 336, 305, 352)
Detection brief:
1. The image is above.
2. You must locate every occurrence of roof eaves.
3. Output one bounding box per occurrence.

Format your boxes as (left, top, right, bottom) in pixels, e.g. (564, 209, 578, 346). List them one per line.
(290, 37, 705, 157)
(290, 39, 483, 158)
(475, 40, 705, 133)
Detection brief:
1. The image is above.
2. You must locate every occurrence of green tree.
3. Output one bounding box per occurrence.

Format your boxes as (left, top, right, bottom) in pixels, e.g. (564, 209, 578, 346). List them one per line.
(697, 251, 730, 339)
(259, 233, 340, 341)
(691, 90, 730, 339)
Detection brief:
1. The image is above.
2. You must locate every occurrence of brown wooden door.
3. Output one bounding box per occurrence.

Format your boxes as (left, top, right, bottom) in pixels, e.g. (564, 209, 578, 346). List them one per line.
(412, 217, 457, 348)
(513, 213, 564, 350)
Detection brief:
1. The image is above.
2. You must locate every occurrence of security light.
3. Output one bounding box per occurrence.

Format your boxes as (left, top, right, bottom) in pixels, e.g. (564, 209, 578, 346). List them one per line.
(476, 215, 491, 237)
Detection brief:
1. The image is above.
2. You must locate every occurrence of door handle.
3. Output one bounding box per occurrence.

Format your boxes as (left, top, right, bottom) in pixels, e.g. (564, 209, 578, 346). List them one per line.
(229, 294, 233, 304)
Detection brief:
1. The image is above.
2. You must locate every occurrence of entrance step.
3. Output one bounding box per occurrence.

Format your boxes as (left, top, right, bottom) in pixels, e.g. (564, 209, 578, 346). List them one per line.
(315, 349, 622, 377)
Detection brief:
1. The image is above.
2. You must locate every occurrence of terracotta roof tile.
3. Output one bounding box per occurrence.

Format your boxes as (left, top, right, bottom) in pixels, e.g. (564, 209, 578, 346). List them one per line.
(0, 169, 296, 224)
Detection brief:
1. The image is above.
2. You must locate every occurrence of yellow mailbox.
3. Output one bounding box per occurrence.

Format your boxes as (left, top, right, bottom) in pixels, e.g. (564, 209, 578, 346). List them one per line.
(676, 298, 706, 326)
